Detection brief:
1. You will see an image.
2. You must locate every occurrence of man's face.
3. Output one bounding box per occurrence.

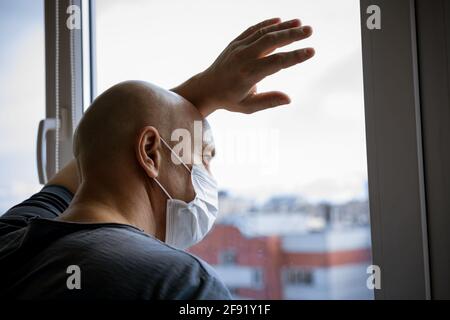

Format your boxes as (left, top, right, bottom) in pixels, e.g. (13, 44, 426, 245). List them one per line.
(158, 118, 216, 204)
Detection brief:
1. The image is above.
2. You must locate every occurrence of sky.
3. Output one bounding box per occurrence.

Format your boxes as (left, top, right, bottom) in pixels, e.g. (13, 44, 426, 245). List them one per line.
(0, 0, 45, 211)
(0, 0, 368, 212)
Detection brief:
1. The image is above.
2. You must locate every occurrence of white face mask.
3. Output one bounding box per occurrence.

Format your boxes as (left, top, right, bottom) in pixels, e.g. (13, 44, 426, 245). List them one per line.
(152, 137, 219, 250)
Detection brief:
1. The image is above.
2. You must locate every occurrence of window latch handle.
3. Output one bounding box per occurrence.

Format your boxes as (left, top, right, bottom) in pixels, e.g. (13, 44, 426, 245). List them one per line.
(36, 118, 57, 184)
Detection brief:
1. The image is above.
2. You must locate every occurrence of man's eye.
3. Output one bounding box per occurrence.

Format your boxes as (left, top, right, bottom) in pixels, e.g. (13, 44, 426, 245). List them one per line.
(203, 154, 212, 162)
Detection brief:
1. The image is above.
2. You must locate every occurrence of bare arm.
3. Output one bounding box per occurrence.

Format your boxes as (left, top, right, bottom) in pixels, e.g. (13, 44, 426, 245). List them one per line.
(45, 159, 79, 195)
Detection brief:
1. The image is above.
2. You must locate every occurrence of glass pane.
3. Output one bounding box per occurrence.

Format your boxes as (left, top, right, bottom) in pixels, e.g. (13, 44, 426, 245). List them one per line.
(96, 0, 373, 299)
(0, 0, 45, 213)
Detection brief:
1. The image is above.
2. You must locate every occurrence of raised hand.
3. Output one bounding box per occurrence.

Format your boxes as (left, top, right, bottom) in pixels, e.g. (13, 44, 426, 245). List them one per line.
(173, 17, 315, 117)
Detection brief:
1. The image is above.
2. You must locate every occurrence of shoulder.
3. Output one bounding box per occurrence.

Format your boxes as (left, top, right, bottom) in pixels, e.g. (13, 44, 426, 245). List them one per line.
(60, 225, 232, 300)
(146, 246, 232, 300)
(121, 230, 232, 299)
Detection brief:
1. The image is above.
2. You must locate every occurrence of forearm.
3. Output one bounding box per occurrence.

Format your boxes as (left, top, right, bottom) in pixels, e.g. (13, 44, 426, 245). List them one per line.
(46, 159, 80, 195)
(171, 71, 218, 118)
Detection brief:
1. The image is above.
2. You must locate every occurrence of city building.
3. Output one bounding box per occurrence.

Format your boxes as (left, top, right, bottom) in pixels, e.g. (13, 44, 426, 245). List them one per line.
(190, 211, 373, 300)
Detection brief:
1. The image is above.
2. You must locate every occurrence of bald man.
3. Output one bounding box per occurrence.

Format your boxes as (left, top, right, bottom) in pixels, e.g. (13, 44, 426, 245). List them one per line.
(0, 18, 314, 299)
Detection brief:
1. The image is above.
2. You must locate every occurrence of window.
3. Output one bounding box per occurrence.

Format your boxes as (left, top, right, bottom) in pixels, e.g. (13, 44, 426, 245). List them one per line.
(252, 269, 264, 288)
(0, 0, 45, 213)
(219, 249, 237, 265)
(95, 0, 373, 300)
(283, 268, 314, 286)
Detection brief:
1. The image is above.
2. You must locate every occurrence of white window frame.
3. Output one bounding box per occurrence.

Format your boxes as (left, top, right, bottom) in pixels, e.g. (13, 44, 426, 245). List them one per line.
(39, 0, 95, 183)
(361, 0, 450, 299)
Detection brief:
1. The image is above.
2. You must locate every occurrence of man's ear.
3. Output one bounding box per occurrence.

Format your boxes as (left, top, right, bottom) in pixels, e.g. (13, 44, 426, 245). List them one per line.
(135, 126, 161, 178)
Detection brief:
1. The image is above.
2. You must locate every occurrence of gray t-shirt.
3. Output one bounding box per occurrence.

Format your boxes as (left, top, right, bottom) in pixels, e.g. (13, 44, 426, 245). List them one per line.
(0, 185, 231, 300)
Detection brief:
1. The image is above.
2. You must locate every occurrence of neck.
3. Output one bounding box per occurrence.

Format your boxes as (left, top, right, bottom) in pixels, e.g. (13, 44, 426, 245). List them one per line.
(59, 178, 163, 239)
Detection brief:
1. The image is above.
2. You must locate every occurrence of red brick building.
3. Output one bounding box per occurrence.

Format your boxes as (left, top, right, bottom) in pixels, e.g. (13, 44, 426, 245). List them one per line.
(189, 221, 373, 299)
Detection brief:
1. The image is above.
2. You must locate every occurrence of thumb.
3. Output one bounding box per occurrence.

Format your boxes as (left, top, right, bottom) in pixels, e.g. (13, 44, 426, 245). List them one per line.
(240, 91, 291, 114)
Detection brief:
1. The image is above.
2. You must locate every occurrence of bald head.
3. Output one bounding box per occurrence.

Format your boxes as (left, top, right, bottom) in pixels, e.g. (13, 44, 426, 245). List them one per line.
(64, 80, 215, 239)
(74, 81, 204, 179)
(72, 79, 219, 237)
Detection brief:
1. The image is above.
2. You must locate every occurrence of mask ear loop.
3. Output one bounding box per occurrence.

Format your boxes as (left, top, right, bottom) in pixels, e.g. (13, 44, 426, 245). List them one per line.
(153, 136, 192, 199)
(153, 177, 173, 200)
(159, 136, 192, 173)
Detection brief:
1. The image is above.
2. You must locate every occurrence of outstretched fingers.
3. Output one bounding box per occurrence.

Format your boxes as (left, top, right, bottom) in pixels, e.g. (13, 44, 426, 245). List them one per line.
(233, 17, 282, 42)
(240, 18, 302, 46)
(244, 26, 313, 58)
(239, 91, 292, 114)
(245, 47, 315, 83)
